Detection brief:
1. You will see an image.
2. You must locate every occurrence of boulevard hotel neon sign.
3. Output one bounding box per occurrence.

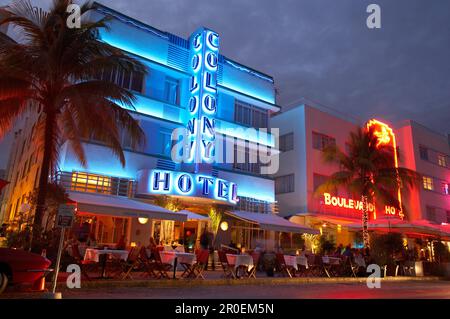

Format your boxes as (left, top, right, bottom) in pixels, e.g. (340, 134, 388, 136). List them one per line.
(320, 120, 403, 219)
(322, 193, 398, 217)
(186, 28, 220, 164)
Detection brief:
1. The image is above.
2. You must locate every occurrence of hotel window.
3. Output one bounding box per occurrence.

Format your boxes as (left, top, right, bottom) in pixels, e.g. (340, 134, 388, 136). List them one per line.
(312, 132, 336, 151)
(234, 100, 268, 128)
(233, 142, 261, 174)
(159, 130, 173, 157)
(163, 76, 180, 105)
(437, 154, 447, 168)
(71, 172, 112, 194)
(419, 146, 429, 161)
(275, 174, 295, 194)
(442, 182, 449, 195)
(422, 176, 434, 191)
(313, 173, 329, 192)
(98, 67, 144, 94)
(237, 197, 270, 214)
(426, 206, 436, 222)
(279, 133, 294, 152)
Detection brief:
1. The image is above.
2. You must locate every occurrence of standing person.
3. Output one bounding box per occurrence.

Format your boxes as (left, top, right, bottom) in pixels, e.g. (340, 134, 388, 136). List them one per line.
(147, 237, 157, 250)
(86, 233, 97, 247)
(342, 245, 353, 258)
(200, 230, 209, 250)
(334, 244, 343, 257)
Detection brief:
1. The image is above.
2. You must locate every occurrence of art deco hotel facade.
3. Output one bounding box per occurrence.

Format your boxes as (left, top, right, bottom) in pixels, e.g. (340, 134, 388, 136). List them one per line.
(0, 3, 448, 254)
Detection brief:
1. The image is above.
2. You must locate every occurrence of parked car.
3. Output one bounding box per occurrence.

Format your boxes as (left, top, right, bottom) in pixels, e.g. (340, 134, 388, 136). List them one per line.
(0, 248, 52, 294)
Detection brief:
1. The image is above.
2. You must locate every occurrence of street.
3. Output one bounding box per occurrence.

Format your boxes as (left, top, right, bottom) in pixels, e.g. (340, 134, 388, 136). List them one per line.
(2, 280, 450, 299)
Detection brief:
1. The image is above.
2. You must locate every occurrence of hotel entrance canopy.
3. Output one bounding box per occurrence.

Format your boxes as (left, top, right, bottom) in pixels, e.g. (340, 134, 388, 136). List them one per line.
(68, 192, 187, 222)
(177, 210, 210, 221)
(227, 211, 319, 234)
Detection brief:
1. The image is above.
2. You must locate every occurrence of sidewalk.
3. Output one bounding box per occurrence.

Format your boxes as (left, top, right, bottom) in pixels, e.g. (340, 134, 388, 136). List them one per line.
(54, 270, 443, 290)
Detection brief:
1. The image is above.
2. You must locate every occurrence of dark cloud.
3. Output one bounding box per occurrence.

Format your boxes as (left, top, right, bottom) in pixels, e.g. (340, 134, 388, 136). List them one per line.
(2, 0, 449, 134)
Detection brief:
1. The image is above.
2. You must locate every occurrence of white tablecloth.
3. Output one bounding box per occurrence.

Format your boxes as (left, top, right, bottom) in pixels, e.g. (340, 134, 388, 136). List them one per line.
(84, 249, 129, 262)
(284, 255, 309, 270)
(160, 251, 196, 267)
(322, 256, 341, 265)
(226, 254, 254, 270)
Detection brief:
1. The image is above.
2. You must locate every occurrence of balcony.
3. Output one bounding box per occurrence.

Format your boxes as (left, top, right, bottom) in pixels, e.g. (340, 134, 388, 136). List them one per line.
(55, 171, 134, 198)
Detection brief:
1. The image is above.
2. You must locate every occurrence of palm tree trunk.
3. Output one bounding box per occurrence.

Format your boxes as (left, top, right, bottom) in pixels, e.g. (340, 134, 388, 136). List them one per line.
(31, 111, 56, 252)
(361, 195, 370, 248)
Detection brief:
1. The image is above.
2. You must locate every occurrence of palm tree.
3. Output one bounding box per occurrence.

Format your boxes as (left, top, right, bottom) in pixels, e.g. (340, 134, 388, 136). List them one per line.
(316, 126, 421, 248)
(0, 0, 146, 250)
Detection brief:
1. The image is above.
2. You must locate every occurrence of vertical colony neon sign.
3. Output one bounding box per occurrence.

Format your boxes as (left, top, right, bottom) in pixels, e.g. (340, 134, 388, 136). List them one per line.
(187, 28, 220, 167)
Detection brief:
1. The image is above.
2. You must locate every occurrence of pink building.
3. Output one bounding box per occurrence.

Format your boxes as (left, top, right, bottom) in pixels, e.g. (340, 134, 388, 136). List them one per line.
(271, 104, 450, 252)
(396, 120, 450, 224)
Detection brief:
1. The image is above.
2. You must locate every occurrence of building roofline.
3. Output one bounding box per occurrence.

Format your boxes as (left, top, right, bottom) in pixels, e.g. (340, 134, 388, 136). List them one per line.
(92, 2, 274, 84)
(396, 119, 449, 139)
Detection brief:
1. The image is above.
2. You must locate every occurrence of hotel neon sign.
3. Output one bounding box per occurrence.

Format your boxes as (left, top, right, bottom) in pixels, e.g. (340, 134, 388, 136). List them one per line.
(322, 193, 398, 217)
(137, 169, 238, 205)
(186, 28, 220, 165)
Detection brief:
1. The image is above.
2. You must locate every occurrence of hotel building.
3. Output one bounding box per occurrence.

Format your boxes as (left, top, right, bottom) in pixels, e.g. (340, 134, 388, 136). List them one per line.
(271, 103, 450, 252)
(396, 120, 450, 224)
(0, 3, 314, 250)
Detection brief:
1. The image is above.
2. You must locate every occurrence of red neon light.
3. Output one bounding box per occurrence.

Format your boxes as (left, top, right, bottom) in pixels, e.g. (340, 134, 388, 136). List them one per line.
(366, 119, 403, 220)
(322, 193, 398, 216)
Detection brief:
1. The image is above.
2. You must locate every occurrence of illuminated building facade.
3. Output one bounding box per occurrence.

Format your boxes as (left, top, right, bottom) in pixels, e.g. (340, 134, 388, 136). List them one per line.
(1, 3, 314, 250)
(272, 104, 450, 250)
(396, 120, 450, 224)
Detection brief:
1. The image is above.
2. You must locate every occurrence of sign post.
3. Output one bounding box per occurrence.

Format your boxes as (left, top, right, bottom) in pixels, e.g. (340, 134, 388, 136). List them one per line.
(51, 204, 75, 297)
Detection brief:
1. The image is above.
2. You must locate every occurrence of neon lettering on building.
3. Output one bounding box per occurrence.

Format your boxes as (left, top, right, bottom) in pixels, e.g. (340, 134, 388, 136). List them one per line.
(323, 193, 398, 217)
(186, 28, 220, 164)
(366, 119, 404, 219)
(137, 169, 238, 205)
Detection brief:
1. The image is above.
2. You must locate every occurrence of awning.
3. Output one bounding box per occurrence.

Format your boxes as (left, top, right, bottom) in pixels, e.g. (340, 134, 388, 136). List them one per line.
(178, 210, 210, 221)
(68, 192, 187, 222)
(226, 211, 319, 234)
(347, 218, 450, 239)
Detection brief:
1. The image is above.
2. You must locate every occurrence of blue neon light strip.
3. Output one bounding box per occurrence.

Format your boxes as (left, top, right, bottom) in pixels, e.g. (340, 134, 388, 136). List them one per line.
(224, 59, 274, 83)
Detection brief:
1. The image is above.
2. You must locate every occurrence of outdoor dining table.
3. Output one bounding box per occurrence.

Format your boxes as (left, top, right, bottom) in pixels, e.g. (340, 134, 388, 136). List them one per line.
(226, 254, 254, 278)
(322, 256, 341, 277)
(159, 251, 196, 279)
(284, 255, 309, 271)
(84, 248, 129, 279)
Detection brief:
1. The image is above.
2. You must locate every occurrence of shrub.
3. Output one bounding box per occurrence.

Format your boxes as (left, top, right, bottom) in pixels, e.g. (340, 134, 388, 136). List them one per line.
(370, 233, 404, 268)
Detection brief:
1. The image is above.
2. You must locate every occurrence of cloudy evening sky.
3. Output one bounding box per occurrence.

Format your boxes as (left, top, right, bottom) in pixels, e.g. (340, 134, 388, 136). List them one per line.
(1, 0, 449, 135)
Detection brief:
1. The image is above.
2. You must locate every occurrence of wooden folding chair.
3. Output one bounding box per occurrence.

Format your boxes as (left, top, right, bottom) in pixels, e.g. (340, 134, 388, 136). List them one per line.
(191, 249, 209, 279)
(153, 249, 172, 279)
(307, 254, 325, 277)
(138, 247, 158, 278)
(247, 252, 260, 278)
(119, 247, 141, 280)
(71, 244, 96, 281)
(218, 250, 235, 279)
(276, 253, 295, 278)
